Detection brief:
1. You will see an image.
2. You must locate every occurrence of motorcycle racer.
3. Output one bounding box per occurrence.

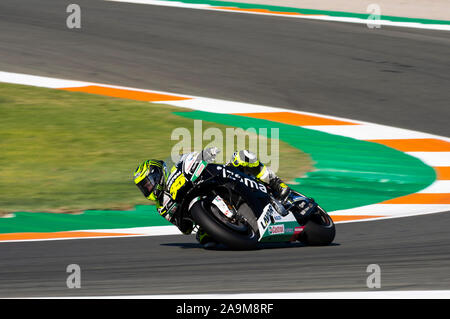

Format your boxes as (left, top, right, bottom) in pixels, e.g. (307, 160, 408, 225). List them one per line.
(133, 148, 291, 247)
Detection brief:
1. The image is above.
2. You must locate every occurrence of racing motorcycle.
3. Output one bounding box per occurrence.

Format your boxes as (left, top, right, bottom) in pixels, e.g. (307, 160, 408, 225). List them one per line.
(174, 159, 335, 250)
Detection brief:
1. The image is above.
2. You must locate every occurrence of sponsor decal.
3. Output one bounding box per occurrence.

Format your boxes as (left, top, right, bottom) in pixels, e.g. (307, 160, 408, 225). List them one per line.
(218, 166, 267, 193)
(258, 204, 276, 239)
(212, 195, 234, 218)
(259, 205, 275, 230)
(169, 174, 186, 200)
(289, 226, 306, 242)
(269, 224, 284, 235)
(191, 161, 206, 182)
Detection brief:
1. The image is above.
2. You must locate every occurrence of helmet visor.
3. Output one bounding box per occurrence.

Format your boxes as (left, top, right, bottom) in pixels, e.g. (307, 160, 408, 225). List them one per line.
(136, 169, 162, 198)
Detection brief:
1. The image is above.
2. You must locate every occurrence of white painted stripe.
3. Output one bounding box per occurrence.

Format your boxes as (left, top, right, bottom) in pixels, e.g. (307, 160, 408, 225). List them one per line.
(0, 234, 147, 244)
(105, 0, 450, 31)
(0, 71, 93, 88)
(301, 124, 437, 140)
(106, 0, 211, 9)
(78, 225, 182, 236)
(37, 290, 450, 299)
(406, 152, 450, 167)
(163, 97, 281, 113)
(417, 181, 450, 193)
(0, 71, 196, 99)
(330, 204, 450, 217)
(0, 226, 183, 243)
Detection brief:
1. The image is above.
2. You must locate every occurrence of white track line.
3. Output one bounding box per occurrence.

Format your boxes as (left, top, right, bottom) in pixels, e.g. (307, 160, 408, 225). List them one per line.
(330, 204, 450, 217)
(78, 225, 182, 235)
(418, 181, 450, 193)
(302, 124, 439, 140)
(0, 71, 92, 88)
(160, 97, 282, 113)
(406, 152, 450, 167)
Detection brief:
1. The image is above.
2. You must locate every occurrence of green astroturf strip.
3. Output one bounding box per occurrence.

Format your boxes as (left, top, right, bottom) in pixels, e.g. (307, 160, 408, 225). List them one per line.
(0, 206, 167, 234)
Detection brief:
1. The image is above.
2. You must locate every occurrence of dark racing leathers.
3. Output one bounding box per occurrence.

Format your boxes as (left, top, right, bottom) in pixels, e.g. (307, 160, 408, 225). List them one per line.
(155, 149, 291, 244)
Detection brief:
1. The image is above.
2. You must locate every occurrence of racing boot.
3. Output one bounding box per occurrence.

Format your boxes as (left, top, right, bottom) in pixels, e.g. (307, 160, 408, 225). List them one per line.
(196, 228, 217, 249)
(269, 176, 291, 203)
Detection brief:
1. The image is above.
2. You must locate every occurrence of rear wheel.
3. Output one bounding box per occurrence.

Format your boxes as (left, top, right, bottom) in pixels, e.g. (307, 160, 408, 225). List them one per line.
(300, 206, 335, 246)
(190, 199, 258, 250)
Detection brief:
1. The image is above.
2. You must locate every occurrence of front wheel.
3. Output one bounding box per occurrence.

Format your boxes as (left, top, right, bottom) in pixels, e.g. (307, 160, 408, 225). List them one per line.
(190, 200, 258, 250)
(299, 206, 335, 246)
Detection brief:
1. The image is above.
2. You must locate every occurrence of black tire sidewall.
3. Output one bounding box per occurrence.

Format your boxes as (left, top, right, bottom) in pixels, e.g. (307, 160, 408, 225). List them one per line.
(190, 200, 258, 250)
(302, 212, 336, 246)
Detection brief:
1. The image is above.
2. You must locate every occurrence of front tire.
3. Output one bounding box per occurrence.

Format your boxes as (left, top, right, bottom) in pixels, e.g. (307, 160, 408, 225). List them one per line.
(190, 200, 258, 250)
(300, 207, 335, 246)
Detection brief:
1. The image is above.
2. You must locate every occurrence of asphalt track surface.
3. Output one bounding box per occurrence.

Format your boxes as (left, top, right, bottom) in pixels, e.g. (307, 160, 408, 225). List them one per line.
(0, 0, 449, 297)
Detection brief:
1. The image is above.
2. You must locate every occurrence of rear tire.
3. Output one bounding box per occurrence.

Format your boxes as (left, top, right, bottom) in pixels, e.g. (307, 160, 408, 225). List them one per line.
(300, 207, 335, 246)
(190, 200, 258, 250)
